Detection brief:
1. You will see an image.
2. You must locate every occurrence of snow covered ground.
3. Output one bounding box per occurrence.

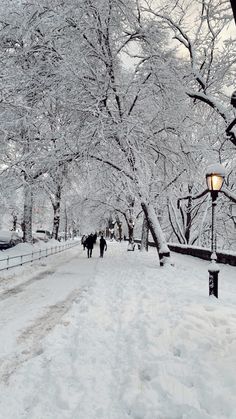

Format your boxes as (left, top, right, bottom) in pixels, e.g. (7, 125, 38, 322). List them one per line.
(0, 238, 79, 271)
(0, 241, 235, 419)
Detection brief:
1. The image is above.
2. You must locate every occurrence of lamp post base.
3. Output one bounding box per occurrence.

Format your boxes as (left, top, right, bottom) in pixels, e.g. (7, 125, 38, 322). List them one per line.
(208, 267, 219, 298)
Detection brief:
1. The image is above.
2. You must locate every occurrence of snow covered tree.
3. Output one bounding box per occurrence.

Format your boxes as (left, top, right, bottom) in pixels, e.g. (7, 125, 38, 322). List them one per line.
(67, 0, 194, 264)
(142, 0, 236, 147)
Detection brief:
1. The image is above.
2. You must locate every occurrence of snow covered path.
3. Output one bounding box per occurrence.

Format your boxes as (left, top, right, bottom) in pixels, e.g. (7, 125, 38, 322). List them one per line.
(0, 242, 236, 419)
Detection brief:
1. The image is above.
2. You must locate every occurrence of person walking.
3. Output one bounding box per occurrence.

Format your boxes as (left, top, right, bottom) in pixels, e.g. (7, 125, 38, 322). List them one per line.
(85, 234, 94, 258)
(99, 235, 107, 258)
(81, 235, 87, 250)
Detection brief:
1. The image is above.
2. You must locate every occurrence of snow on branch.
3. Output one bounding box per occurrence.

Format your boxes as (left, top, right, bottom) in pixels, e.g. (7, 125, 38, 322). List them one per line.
(89, 155, 134, 181)
(221, 188, 236, 204)
(186, 92, 228, 122)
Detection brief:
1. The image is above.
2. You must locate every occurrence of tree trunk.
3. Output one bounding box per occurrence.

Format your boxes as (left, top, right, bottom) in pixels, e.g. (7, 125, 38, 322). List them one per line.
(141, 202, 170, 266)
(125, 216, 135, 241)
(128, 223, 134, 241)
(140, 214, 149, 251)
(23, 182, 33, 243)
(118, 223, 122, 241)
(64, 204, 68, 241)
(52, 184, 61, 240)
(12, 214, 17, 231)
(21, 135, 33, 243)
(185, 186, 193, 244)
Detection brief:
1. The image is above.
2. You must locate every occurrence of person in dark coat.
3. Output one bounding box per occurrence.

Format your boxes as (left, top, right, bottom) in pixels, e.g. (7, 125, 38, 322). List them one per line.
(85, 234, 94, 258)
(99, 235, 107, 258)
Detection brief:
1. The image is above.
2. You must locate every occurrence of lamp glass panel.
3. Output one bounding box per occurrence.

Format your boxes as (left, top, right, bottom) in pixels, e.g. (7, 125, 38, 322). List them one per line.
(207, 174, 223, 191)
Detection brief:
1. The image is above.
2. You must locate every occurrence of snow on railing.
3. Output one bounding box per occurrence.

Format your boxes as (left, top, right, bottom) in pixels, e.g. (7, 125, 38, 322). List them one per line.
(167, 243, 236, 266)
(0, 241, 80, 271)
(133, 239, 236, 267)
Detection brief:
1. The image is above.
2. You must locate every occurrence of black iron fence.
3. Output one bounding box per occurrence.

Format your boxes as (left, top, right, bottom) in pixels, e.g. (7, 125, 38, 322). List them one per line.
(134, 240, 236, 267)
(168, 243, 236, 267)
(0, 241, 80, 271)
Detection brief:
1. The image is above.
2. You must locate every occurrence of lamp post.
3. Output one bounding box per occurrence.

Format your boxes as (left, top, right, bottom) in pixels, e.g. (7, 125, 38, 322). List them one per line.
(231, 90, 236, 108)
(205, 164, 225, 298)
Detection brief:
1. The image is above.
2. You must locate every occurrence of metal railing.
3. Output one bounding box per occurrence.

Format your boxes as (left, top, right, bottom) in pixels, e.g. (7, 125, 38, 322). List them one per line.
(0, 240, 80, 271)
(167, 243, 236, 267)
(134, 239, 236, 267)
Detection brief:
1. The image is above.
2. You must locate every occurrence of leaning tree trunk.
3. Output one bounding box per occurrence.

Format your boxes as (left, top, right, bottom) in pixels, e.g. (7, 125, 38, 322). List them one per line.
(140, 214, 149, 252)
(52, 184, 62, 240)
(23, 182, 33, 243)
(141, 202, 170, 266)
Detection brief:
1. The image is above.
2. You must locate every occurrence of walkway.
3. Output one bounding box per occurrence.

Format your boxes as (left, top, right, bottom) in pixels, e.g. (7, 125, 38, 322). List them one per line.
(0, 241, 235, 419)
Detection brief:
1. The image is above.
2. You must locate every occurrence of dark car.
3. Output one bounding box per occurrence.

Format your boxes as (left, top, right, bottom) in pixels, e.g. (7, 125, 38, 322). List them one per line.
(0, 230, 22, 250)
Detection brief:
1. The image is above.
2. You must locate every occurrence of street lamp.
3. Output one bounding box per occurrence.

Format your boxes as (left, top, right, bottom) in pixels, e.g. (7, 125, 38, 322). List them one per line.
(205, 164, 226, 298)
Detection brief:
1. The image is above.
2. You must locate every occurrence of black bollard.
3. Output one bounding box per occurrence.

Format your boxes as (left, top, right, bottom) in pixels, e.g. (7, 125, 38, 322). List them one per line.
(208, 267, 219, 298)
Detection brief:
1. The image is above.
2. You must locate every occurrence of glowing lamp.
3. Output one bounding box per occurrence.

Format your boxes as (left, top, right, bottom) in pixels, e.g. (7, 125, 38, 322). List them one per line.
(206, 164, 225, 201)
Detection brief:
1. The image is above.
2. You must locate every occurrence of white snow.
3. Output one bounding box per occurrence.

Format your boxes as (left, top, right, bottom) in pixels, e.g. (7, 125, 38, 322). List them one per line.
(0, 241, 236, 419)
(205, 163, 226, 177)
(0, 238, 79, 275)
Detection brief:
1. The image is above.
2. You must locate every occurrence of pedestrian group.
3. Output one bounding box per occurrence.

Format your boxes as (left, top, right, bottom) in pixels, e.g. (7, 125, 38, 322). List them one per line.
(81, 233, 107, 258)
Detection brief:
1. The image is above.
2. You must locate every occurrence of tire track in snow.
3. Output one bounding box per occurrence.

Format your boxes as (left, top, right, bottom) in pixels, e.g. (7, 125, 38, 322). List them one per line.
(0, 247, 81, 298)
(0, 270, 56, 301)
(0, 289, 81, 384)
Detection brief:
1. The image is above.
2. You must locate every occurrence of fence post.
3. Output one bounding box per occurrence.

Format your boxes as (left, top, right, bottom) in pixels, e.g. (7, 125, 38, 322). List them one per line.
(7, 256, 9, 270)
